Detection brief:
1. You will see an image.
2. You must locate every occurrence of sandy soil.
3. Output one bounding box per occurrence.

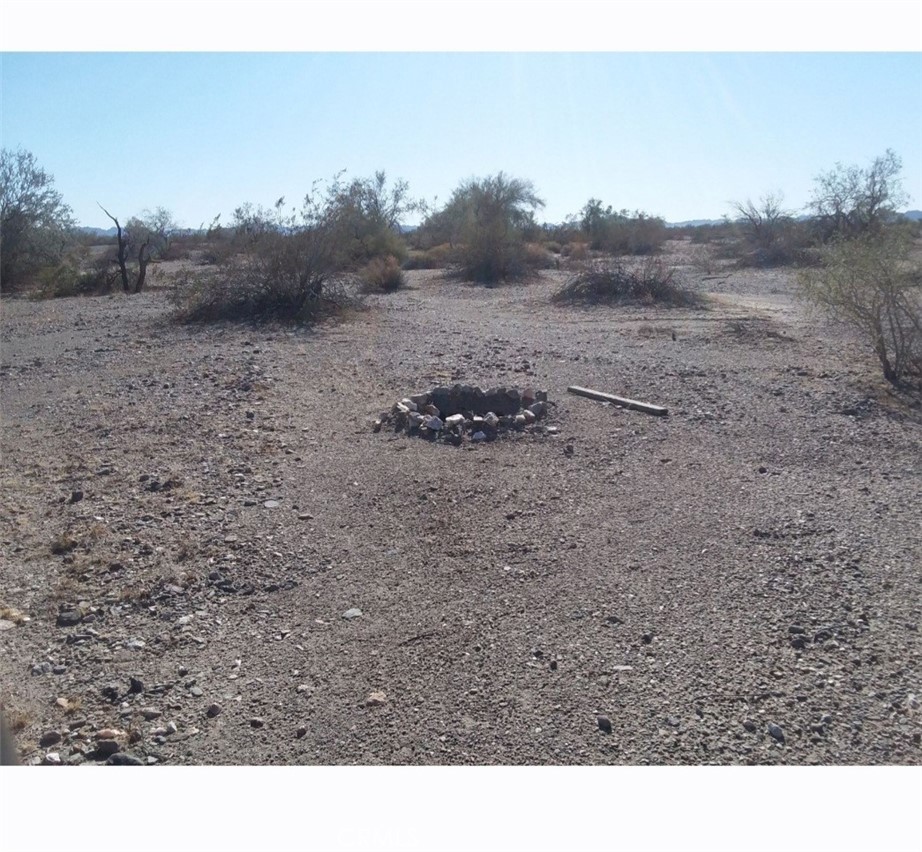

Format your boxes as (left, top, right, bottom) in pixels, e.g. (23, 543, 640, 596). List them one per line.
(1, 243, 920, 766)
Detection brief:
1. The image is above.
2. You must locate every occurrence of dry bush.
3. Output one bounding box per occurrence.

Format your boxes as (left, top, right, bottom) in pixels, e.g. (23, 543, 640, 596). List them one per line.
(563, 241, 589, 262)
(402, 243, 455, 270)
(552, 258, 699, 307)
(360, 254, 405, 292)
(523, 242, 557, 269)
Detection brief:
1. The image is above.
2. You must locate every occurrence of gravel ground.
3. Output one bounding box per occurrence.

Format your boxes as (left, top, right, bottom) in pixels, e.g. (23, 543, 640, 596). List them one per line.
(1, 245, 920, 767)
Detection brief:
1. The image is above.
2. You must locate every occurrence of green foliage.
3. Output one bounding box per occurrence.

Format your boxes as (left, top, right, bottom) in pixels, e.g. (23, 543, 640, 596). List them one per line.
(809, 149, 908, 242)
(1, 148, 76, 291)
(578, 199, 667, 255)
(422, 172, 545, 284)
(728, 193, 812, 267)
(799, 229, 921, 385)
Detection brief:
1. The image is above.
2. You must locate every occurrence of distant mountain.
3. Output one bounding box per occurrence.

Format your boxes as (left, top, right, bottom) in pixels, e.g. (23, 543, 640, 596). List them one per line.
(666, 219, 725, 228)
(77, 226, 119, 237)
(901, 210, 922, 221)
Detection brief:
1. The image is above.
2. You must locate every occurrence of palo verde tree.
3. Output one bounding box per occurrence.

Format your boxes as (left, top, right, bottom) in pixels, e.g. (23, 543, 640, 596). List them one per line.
(1, 148, 76, 291)
(809, 149, 908, 242)
(426, 172, 545, 284)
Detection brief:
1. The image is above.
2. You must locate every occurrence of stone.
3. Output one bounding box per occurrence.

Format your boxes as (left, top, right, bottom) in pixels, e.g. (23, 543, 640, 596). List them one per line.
(0, 620, 15, 632)
(409, 393, 429, 408)
(743, 719, 757, 733)
(528, 401, 548, 419)
(140, 708, 162, 721)
(295, 726, 308, 738)
(365, 691, 388, 707)
(190, 686, 204, 697)
(178, 666, 189, 677)
(597, 715, 613, 734)
(42, 752, 62, 766)
(107, 753, 144, 766)
(342, 608, 363, 620)
(472, 431, 487, 442)
(68, 490, 84, 504)
(205, 703, 222, 718)
(424, 416, 443, 431)
(483, 412, 499, 430)
(56, 611, 82, 628)
(250, 717, 265, 728)
(166, 721, 178, 735)
(93, 739, 121, 758)
(483, 387, 521, 416)
(95, 729, 124, 741)
(767, 723, 786, 744)
(263, 500, 280, 509)
(399, 399, 418, 412)
(39, 731, 63, 748)
(444, 414, 465, 429)
(128, 677, 144, 694)
(522, 409, 536, 425)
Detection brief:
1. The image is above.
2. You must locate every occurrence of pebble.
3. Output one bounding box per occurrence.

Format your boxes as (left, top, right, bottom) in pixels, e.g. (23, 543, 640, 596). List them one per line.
(178, 666, 189, 677)
(597, 715, 613, 734)
(42, 752, 62, 766)
(94, 740, 121, 758)
(342, 608, 363, 620)
(166, 721, 178, 734)
(140, 708, 162, 721)
(56, 611, 82, 628)
(365, 691, 388, 707)
(190, 686, 204, 697)
(95, 729, 124, 740)
(39, 731, 63, 748)
(263, 500, 280, 509)
(295, 726, 308, 739)
(0, 620, 15, 632)
(250, 717, 265, 728)
(767, 723, 786, 744)
(743, 719, 757, 733)
(205, 703, 222, 718)
(128, 677, 144, 694)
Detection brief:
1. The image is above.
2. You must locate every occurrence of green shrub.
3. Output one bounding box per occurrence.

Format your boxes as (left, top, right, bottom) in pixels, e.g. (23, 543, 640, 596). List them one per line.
(799, 230, 921, 385)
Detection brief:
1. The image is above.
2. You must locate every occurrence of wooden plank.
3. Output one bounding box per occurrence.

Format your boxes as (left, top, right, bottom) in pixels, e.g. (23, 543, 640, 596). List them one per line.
(567, 385, 669, 417)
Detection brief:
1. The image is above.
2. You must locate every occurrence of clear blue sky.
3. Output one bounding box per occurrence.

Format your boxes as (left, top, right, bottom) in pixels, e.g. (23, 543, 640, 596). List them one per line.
(2, 50, 920, 228)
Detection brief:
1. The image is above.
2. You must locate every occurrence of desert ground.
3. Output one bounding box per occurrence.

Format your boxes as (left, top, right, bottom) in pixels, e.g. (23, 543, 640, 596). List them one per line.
(1, 241, 920, 766)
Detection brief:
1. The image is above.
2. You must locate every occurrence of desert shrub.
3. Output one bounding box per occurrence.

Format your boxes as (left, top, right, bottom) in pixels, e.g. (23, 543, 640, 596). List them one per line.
(727, 193, 814, 267)
(799, 230, 921, 385)
(579, 199, 667, 256)
(552, 258, 698, 307)
(360, 254, 405, 292)
(524, 242, 557, 269)
(33, 261, 119, 299)
(171, 192, 351, 323)
(563, 241, 589, 262)
(401, 243, 455, 270)
(544, 240, 562, 255)
(422, 173, 546, 285)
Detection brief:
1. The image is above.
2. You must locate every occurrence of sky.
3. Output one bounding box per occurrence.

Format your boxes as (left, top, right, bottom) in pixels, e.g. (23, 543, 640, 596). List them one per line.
(1, 13, 920, 230)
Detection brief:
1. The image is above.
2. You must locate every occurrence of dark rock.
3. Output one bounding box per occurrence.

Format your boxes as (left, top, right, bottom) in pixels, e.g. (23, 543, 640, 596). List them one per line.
(483, 387, 521, 416)
(641, 633, 654, 645)
(178, 666, 189, 677)
(101, 684, 121, 701)
(767, 723, 786, 744)
(39, 731, 63, 748)
(128, 677, 144, 694)
(250, 717, 265, 728)
(550, 660, 558, 671)
(107, 753, 144, 766)
(56, 611, 82, 628)
(93, 740, 121, 759)
(597, 715, 613, 734)
(788, 625, 806, 634)
(295, 726, 308, 739)
(52, 665, 67, 675)
(68, 490, 84, 504)
(205, 703, 222, 718)
(742, 719, 757, 733)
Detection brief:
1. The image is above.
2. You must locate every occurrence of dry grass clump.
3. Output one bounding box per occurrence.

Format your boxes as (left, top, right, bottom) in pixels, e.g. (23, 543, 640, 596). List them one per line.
(552, 258, 699, 307)
(360, 255, 406, 292)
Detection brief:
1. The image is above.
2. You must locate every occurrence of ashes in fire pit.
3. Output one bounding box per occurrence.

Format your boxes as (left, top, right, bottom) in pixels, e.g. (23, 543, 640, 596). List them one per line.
(373, 384, 557, 444)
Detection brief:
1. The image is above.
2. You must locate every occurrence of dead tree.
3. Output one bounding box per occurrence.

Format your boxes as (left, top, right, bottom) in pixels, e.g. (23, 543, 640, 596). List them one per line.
(98, 203, 131, 293)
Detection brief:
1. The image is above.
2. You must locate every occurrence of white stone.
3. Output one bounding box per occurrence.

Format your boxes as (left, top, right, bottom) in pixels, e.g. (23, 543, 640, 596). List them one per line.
(445, 414, 465, 428)
(400, 398, 418, 412)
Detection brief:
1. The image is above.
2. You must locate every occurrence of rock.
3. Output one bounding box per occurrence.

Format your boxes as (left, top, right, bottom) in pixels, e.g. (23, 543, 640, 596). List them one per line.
(190, 686, 204, 697)
(140, 708, 162, 721)
(342, 608, 363, 620)
(56, 611, 82, 628)
(263, 500, 280, 509)
(424, 416, 443, 432)
(250, 717, 265, 728)
(95, 729, 124, 741)
(483, 387, 521, 416)
(550, 660, 558, 671)
(767, 723, 786, 744)
(409, 393, 429, 408)
(528, 401, 548, 419)
(522, 387, 537, 406)
(483, 412, 499, 430)
(372, 419, 383, 433)
(128, 677, 144, 694)
(514, 414, 527, 428)
(536, 390, 549, 402)
(178, 666, 189, 677)
(399, 399, 418, 412)
(107, 753, 144, 766)
(52, 665, 67, 675)
(666, 716, 681, 728)
(166, 721, 178, 735)
(101, 684, 120, 701)
(788, 625, 806, 634)
(42, 752, 62, 766)
(295, 726, 308, 738)
(365, 691, 388, 707)
(205, 703, 222, 718)
(641, 633, 654, 645)
(68, 490, 84, 504)
(472, 431, 487, 442)
(39, 731, 63, 748)
(597, 715, 613, 734)
(743, 719, 757, 733)
(444, 414, 465, 429)
(522, 409, 536, 425)
(93, 740, 121, 759)
(0, 620, 16, 632)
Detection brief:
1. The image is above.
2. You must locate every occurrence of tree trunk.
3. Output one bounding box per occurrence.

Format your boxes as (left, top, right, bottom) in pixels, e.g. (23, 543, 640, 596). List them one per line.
(99, 205, 130, 293)
(135, 240, 151, 293)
